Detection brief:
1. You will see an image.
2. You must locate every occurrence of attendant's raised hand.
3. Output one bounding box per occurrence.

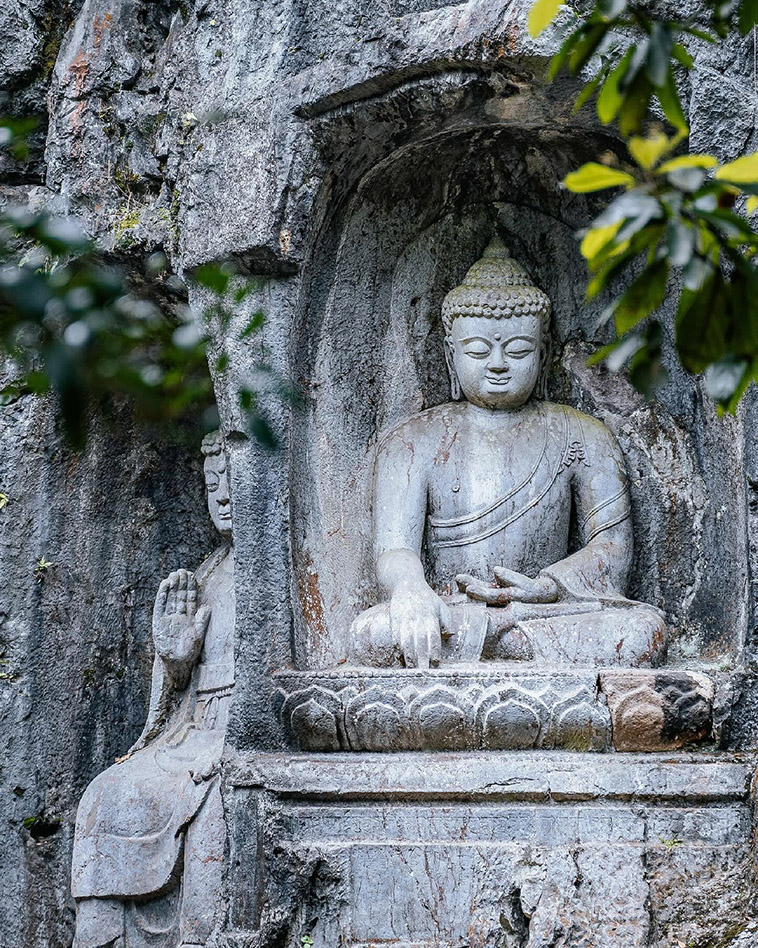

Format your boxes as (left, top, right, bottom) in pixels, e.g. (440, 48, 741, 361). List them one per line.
(153, 569, 211, 665)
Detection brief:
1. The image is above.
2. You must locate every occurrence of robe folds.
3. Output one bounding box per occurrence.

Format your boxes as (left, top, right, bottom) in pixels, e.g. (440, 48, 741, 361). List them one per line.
(351, 401, 666, 666)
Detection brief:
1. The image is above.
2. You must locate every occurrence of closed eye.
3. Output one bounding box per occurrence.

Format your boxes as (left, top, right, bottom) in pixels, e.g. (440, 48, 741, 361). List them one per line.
(460, 338, 492, 358)
(505, 346, 536, 359)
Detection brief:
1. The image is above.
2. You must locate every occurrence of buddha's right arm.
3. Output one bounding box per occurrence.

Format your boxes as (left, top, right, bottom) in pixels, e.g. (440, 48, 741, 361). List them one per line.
(372, 423, 428, 595)
(376, 548, 428, 597)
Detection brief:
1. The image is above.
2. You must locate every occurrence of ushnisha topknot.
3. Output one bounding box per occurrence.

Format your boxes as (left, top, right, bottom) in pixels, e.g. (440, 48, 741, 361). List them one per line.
(200, 429, 224, 457)
(441, 236, 552, 335)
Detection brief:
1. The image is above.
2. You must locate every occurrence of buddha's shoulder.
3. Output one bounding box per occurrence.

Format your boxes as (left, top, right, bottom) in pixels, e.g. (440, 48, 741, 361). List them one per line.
(542, 402, 621, 451)
(376, 402, 463, 452)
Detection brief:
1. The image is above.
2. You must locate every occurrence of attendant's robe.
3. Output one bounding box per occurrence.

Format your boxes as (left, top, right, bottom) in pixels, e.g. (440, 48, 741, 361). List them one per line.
(71, 546, 234, 917)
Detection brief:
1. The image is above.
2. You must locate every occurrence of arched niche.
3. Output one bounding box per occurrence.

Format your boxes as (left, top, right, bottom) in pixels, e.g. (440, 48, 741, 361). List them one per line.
(288, 121, 747, 670)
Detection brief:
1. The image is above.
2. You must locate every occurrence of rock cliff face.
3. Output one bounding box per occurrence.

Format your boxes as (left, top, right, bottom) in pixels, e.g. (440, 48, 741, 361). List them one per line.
(2, 1, 758, 946)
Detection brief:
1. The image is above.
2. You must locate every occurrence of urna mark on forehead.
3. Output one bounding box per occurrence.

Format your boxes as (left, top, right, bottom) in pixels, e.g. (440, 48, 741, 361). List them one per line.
(441, 236, 551, 336)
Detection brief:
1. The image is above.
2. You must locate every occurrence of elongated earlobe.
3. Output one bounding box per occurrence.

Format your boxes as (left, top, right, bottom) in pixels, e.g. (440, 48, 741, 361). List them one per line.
(444, 337, 462, 400)
(536, 326, 551, 400)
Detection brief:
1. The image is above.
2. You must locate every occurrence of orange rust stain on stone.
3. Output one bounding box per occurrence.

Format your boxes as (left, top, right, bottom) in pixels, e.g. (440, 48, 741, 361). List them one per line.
(505, 23, 519, 54)
(297, 551, 326, 642)
(70, 101, 88, 156)
(434, 429, 458, 465)
(69, 50, 90, 97)
(93, 12, 113, 49)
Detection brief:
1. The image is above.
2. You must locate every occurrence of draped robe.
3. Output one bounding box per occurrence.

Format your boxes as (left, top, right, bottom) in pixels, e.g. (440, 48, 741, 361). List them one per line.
(351, 401, 665, 666)
(71, 546, 234, 918)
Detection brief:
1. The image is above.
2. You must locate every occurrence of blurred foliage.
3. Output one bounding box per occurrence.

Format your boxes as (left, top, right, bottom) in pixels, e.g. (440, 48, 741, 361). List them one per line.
(0, 120, 278, 449)
(530, 0, 758, 409)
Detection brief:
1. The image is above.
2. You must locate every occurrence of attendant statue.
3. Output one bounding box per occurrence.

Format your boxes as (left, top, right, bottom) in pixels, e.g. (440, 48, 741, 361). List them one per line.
(350, 238, 666, 669)
(72, 431, 234, 948)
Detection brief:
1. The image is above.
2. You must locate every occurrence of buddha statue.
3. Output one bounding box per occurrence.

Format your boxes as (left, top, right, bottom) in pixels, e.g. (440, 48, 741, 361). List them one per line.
(350, 237, 666, 669)
(71, 431, 234, 948)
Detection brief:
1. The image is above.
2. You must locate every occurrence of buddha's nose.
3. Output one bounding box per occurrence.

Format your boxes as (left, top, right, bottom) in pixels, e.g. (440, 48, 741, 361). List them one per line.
(489, 349, 508, 371)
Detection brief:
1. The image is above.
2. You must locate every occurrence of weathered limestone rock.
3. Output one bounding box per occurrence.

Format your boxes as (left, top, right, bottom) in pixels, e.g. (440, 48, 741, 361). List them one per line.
(3, 0, 758, 945)
(226, 752, 754, 948)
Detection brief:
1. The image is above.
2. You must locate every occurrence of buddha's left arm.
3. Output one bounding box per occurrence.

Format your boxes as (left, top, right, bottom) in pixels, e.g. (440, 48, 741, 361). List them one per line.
(540, 414, 633, 601)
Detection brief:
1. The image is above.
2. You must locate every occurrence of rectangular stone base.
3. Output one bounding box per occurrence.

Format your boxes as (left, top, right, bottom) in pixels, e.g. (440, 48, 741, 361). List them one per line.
(223, 751, 755, 948)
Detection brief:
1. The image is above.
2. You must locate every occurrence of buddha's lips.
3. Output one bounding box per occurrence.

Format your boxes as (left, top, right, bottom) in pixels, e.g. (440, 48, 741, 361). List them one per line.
(485, 375, 511, 385)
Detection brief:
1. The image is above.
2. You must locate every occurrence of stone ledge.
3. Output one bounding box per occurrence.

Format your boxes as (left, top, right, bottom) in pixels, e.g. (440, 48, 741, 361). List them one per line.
(228, 751, 753, 804)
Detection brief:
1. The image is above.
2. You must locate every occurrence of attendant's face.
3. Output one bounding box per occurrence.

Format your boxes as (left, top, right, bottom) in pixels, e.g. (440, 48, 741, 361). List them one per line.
(448, 315, 542, 410)
(204, 452, 232, 538)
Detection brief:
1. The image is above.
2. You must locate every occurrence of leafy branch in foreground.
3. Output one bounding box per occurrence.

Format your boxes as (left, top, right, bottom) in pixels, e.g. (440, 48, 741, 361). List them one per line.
(529, 0, 758, 408)
(0, 123, 279, 448)
(530, 0, 758, 137)
(566, 135, 758, 406)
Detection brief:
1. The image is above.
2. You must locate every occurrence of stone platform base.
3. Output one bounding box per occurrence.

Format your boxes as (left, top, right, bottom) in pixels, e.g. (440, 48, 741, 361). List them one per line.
(223, 751, 756, 948)
(273, 667, 718, 753)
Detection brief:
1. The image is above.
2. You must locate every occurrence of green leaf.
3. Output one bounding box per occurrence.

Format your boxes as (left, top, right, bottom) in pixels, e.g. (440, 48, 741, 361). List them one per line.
(580, 220, 623, 260)
(684, 26, 718, 43)
(249, 413, 277, 448)
(240, 310, 265, 338)
(618, 72, 653, 137)
(564, 162, 636, 192)
(715, 152, 758, 183)
(666, 166, 707, 191)
(587, 333, 644, 372)
(569, 23, 609, 75)
(573, 73, 604, 112)
(597, 0, 628, 16)
(528, 0, 563, 37)
(655, 67, 688, 134)
(548, 29, 581, 80)
(657, 154, 718, 173)
(738, 0, 758, 34)
(666, 220, 696, 266)
(704, 357, 748, 401)
(628, 131, 672, 170)
(646, 22, 673, 87)
(192, 263, 231, 294)
(613, 258, 669, 334)
(676, 272, 728, 371)
(597, 47, 634, 123)
(585, 222, 665, 297)
(671, 42, 694, 69)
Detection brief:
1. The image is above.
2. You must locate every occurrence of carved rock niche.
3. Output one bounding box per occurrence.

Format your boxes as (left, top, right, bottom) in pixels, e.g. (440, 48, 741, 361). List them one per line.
(275, 112, 746, 756)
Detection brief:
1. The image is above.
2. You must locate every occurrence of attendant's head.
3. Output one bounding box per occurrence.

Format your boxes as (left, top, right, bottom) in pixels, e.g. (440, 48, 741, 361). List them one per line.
(201, 430, 232, 539)
(442, 237, 551, 410)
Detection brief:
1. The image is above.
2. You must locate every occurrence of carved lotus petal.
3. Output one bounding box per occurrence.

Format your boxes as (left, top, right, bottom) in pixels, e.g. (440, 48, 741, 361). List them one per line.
(480, 700, 542, 750)
(290, 698, 341, 752)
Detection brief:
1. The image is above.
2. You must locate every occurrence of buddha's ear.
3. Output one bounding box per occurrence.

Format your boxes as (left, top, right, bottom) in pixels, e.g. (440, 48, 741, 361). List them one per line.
(537, 322, 552, 400)
(443, 335, 462, 400)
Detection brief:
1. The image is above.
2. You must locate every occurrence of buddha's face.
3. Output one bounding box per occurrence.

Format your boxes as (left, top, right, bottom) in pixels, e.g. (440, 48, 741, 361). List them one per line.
(448, 315, 542, 410)
(204, 451, 232, 538)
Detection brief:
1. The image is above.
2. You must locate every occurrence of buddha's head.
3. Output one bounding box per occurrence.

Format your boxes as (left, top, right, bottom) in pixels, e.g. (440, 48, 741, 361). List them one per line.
(441, 237, 551, 410)
(201, 430, 232, 539)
